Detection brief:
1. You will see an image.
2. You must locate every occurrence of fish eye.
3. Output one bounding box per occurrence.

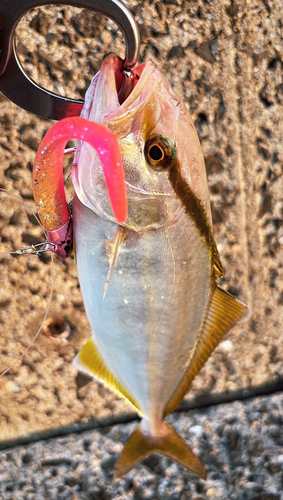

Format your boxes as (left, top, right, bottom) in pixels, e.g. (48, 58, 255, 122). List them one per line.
(144, 135, 176, 171)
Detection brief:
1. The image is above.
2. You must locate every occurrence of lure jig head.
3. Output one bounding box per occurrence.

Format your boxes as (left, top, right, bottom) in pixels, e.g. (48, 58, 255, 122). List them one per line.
(0, 0, 140, 119)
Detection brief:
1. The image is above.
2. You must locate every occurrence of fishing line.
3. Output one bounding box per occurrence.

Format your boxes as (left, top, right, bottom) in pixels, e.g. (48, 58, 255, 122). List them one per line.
(0, 188, 55, 377)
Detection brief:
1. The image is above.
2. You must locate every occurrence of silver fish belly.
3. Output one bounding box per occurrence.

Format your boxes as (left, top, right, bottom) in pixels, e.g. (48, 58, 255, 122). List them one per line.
(73, 194, 211, 420)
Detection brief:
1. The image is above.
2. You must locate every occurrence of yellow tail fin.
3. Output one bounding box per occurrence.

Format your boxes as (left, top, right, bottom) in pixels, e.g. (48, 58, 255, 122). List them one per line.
(115, 420, 207, 479)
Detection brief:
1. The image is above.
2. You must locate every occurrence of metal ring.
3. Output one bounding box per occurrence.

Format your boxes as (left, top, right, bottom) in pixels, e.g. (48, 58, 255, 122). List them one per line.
(0, 0, 140, 119)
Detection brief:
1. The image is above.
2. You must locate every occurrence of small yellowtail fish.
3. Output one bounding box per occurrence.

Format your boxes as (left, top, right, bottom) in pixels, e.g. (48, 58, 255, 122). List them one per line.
(33, 54, 249, 478)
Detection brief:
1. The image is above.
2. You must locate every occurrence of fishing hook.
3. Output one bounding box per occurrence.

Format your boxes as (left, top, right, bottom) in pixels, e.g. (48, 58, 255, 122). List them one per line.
(14, 242, 55, 255)
(0, 0, 140, 119)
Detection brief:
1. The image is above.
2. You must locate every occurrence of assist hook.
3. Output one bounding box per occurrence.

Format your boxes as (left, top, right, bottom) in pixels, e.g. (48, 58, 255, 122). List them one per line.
(0, 0, 140, 119)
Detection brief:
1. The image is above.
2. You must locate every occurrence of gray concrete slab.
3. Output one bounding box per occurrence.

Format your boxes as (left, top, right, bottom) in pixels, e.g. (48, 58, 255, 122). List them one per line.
(0, 392, 283, 499)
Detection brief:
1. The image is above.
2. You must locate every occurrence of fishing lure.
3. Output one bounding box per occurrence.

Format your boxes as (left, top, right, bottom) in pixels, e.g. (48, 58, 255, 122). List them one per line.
(32, 53, 249, 478)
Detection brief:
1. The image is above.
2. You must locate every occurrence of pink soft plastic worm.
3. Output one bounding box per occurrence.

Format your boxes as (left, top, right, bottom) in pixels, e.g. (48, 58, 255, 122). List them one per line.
(33, 117, 127, 258)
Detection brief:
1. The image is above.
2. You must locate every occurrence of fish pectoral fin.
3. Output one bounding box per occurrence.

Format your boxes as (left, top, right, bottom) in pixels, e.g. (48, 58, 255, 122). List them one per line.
(73, 338, 141, 413)
(114, 420, 207, 479)
(104, 226, 126, 299)
(164, 285, 250, 416)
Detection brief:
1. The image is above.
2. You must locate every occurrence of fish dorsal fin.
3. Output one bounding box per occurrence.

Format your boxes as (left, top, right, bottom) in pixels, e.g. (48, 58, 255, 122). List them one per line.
(163, 285, 249, 416)
(104, 227, 127, 299)
(73, 338, 141, 413)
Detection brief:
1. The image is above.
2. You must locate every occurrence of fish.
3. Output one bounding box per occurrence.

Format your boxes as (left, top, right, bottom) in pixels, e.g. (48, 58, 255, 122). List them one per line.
(70, 54, 249, 478)
(33, 53, 249, 479)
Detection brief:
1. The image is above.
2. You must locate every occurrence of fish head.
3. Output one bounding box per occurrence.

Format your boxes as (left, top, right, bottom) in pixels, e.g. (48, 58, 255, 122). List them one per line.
(72, 54, 212, 231)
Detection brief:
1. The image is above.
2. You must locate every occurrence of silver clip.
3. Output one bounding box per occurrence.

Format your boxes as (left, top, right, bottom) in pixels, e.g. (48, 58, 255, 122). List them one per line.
(15, 242, 55, 256)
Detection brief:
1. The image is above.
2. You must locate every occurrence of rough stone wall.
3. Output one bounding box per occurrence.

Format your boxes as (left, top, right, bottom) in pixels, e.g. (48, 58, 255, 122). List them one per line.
(0, 0, 282, 440)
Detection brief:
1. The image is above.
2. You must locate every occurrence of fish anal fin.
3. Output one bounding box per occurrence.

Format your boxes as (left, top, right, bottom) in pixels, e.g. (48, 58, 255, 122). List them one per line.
(164, 285, 249, 416)
(114, 420, 206, 479)
(73, 338, 141, 413)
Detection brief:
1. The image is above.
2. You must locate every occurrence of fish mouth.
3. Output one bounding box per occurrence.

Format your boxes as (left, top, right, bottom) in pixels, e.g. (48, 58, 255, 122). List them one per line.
(114, 59, 137, 105)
